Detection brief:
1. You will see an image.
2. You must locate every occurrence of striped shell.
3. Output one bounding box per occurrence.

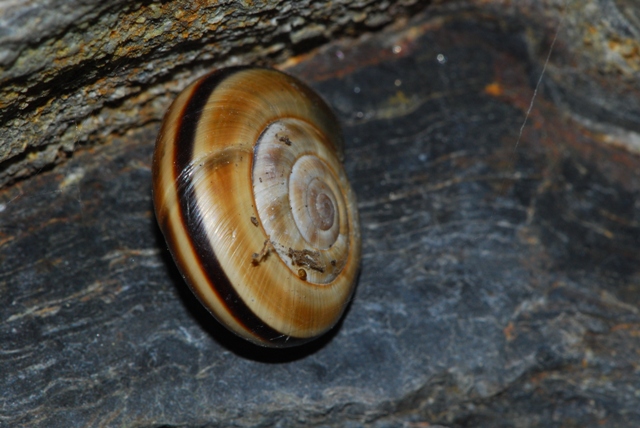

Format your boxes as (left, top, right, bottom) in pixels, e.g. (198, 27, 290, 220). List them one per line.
(152, 67, 361, 348)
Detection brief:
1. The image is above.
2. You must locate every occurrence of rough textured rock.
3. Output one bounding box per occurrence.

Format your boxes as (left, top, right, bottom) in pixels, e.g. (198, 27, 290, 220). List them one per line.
(0, 0, 425, 187)
(2, 2, 640, 428)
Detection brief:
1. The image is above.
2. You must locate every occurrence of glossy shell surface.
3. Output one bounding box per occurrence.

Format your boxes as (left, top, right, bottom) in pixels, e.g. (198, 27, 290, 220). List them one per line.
(152, 67, 361, 347)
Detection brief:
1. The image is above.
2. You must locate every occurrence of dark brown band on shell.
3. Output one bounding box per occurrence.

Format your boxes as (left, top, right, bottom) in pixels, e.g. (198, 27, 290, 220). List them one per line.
(172, 68, 306, 346)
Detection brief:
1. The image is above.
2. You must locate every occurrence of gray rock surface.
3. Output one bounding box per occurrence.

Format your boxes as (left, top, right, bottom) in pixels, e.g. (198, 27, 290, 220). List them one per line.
(1, 3, 640, 428)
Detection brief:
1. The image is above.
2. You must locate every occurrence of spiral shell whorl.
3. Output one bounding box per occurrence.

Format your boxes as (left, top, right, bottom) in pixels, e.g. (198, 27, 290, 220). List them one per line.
(153, 67, 360, 347)
(252, 119, 351, 286)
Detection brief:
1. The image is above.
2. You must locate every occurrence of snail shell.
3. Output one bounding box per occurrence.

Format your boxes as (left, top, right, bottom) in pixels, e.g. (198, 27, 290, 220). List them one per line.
(152, 67, 361, 348)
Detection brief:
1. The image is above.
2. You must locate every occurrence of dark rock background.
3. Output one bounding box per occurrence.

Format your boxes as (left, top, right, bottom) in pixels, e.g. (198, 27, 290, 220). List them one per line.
(1, 1, 640, 427)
